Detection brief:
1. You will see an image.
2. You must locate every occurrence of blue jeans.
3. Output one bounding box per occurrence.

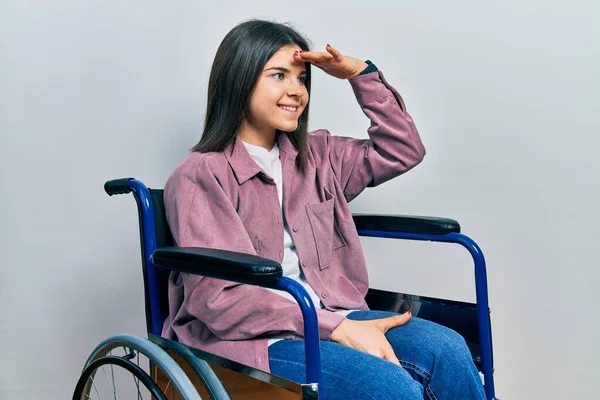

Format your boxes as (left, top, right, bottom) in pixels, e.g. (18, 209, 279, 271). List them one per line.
(268, 310, 486, 400)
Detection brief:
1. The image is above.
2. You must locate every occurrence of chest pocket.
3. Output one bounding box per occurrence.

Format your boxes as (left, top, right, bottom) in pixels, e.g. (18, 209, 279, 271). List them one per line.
(305, 187, 346, 270)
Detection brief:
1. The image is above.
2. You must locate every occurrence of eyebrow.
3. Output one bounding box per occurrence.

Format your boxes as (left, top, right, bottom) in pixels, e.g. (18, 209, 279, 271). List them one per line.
(264, 67, 307, 75)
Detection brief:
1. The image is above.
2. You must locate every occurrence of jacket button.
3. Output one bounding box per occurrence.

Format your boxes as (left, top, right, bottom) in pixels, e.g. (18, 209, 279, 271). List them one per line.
(301, 261, 307, 268)
(292, 226, 299, 232)
(321, 292, 328, 299)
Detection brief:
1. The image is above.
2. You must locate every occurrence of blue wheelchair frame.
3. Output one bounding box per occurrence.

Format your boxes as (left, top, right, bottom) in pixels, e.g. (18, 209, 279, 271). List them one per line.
(108, 178, 497, 399)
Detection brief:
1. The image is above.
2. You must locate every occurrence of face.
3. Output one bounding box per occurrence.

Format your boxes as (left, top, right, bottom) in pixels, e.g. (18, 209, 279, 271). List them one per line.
(245, 44, 309, 137)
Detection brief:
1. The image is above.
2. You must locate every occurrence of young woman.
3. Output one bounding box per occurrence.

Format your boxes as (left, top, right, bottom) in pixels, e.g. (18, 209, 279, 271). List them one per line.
(162, 19, 486, 399)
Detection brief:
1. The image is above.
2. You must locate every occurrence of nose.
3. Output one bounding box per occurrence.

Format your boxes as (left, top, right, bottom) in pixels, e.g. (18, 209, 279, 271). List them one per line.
(286, 79, 304, 98)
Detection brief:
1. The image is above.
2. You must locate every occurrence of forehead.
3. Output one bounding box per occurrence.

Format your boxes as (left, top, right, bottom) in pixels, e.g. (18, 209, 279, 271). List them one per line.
(264, 44, 305, 70)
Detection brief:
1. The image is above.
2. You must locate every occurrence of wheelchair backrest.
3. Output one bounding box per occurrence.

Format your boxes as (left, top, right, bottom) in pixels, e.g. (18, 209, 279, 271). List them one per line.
(134, 188, 172, 336)
(148, 189, 175, 248)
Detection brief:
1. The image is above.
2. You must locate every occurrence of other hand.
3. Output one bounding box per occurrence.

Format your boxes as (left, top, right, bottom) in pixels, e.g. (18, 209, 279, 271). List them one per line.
(330, 312, 412, 366)
(293, 44, 369, 80)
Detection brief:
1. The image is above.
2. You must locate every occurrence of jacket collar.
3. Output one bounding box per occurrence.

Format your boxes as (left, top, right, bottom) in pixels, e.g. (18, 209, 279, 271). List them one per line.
(224, 133, 298, 185)
(224, 136, 262, 185)
(277, 131, 299, 157)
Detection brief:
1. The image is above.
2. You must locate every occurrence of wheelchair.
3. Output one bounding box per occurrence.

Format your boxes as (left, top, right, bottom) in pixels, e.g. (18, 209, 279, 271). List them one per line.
(73, 177, 499, 399)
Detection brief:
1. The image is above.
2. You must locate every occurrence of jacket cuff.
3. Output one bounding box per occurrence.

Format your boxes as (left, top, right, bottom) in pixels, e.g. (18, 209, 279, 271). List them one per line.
(349, 70, 407, 112)
(349, 70, 394, 105)
(316, 309, 346, 339)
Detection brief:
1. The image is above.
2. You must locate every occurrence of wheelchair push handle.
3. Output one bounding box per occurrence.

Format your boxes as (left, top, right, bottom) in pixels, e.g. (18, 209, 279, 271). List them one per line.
(104, 178, 135, 196)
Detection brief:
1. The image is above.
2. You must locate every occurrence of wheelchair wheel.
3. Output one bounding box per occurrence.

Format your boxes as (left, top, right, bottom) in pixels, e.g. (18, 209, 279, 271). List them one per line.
(73, 334, 202, 400)
(73, 354, 167, 399)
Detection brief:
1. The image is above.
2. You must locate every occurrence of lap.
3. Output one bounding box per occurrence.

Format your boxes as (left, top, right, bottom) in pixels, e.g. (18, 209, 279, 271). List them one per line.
(268, 310, 474, 400)
(347, 311, 469, 359)
(346, 311, 472, 383)
(269, 337, 424, 400)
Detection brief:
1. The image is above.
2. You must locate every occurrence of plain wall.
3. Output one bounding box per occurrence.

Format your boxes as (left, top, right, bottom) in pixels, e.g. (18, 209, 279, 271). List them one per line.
(1, 1, 599, 398)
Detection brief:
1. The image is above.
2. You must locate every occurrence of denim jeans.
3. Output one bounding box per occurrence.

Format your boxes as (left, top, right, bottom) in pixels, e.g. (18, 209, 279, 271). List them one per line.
(268, 310, 486, 400)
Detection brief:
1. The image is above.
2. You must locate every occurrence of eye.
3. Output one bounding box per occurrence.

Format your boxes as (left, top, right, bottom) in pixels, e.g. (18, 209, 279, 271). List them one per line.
(272, 72, 285, 80)
(298, 76, 307, 85)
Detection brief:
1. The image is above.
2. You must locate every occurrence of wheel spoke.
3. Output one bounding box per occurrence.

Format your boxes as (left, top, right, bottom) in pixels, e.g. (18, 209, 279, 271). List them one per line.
(110, 364, 117, 400)
(90, 374, 101, 400)
(101, 365, 119, 400)
(131, 348, 143, 400)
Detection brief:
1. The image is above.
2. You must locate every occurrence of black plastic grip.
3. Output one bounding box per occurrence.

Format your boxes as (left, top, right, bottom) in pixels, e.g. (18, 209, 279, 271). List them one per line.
(152, 246, 283, 286)
(353, 214, 461, 235)
(104, 178, 134, 196)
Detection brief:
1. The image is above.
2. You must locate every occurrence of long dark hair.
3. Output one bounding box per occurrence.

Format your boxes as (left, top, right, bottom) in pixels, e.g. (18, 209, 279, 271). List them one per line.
(192, 19, 312, 170)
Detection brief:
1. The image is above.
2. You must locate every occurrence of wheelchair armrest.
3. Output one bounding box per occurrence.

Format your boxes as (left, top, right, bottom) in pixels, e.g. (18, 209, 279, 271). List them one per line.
(352, 214, 461, 235)
(152, 246, 282, 286)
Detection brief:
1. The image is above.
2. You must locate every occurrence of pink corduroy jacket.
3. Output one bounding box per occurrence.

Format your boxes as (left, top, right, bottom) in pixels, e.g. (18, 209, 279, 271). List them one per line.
(161, 69, 426, 372)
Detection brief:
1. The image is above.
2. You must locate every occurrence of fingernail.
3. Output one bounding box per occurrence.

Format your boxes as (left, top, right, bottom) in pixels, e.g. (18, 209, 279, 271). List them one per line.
(327, 43, 331, 47)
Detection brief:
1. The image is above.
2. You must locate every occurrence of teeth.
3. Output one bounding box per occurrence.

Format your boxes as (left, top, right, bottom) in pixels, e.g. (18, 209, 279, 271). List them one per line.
(279, 105, 298, 112)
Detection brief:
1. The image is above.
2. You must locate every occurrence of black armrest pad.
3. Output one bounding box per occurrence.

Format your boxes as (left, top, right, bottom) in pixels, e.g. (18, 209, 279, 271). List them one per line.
(353, 214, 460, 235)
(152, 247, 282, 286)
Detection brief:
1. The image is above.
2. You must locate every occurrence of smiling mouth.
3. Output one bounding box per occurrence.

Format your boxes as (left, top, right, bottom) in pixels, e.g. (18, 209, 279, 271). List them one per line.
(278, 105, 299, 113)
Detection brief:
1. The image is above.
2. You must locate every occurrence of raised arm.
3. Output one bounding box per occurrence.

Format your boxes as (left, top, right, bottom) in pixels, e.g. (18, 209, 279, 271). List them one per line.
(297, 48, 425, 202)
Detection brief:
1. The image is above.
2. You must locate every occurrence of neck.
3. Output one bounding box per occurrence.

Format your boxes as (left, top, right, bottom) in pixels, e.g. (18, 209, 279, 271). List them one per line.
(238, 119, 277, 150)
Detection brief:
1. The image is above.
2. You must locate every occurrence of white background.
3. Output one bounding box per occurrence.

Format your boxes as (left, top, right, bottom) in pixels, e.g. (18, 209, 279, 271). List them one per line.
(1, 1, 599, 398)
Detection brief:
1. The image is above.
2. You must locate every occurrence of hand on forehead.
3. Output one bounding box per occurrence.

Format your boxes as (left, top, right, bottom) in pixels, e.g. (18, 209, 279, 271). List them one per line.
(265, 45, 307, 72)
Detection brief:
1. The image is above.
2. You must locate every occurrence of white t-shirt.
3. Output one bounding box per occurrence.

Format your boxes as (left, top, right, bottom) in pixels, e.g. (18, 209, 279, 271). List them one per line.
(242, 140, 354, 346)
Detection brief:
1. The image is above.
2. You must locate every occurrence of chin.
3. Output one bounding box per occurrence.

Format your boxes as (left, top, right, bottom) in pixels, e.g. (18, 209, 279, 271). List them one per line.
(277, 123, 299, 133)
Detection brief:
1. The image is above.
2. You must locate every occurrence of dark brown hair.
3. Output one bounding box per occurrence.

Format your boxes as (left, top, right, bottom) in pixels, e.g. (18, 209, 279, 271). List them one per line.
(191, 19, 312, 170)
